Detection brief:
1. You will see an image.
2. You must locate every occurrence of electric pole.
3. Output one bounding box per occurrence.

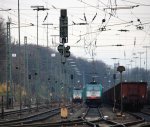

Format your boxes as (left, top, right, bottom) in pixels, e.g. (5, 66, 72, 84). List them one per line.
(143, 46, 150, 82)
(31, 6, 49, 111)
(138, 52, 144, 81)
(6, 21, 12, 109)
(42, 23, 53, 102)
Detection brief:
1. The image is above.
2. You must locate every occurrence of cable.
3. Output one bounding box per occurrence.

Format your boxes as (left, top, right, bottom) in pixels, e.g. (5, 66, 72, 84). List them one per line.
(121, 0, 150, 6)
(76, 0, 130, 23)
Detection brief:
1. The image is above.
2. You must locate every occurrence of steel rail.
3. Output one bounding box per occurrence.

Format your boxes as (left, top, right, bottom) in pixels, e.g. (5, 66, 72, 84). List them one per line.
(0, 105, 46, 117)
(0, 107, 60, 126)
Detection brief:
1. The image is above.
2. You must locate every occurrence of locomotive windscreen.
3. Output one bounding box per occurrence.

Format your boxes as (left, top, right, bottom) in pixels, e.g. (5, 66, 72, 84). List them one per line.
(86, 84, 101, 98)
(73, 89, 82, 99)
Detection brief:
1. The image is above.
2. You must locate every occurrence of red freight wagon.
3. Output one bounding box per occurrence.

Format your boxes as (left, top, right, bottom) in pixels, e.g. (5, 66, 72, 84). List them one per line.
(103, 82, 147, 111)
(147, 87, 150, 104)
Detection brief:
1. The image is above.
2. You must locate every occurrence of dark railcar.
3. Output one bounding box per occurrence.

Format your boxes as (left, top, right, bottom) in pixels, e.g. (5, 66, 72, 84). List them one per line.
(103, 82, 147, 111)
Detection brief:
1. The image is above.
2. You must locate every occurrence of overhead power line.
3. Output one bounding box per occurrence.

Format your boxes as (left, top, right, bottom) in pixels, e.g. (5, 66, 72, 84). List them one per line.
(103, 5, 139, 10)
(121, 0, 150, 6)
(76, 0, 135, 24)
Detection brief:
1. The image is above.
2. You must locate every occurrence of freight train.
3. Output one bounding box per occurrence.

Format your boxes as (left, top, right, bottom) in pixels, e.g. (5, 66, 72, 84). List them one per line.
(72, 88, 83, 104)
(83, 81, 103, 107)
(147, 87, 150, 104)
(103, 82, 147, 111)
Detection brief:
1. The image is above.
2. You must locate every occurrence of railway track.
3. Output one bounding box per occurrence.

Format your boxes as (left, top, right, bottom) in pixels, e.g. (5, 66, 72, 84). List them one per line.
(133, 112, 150, 122)
(2, 119, 91, 127)
(0, 105, 46, 117)
(84, 107, 102, 120)
(0, 105, 89, 127)
(82, 107, 120, 127)
(0, 107, 61, 127)
(1, 104, 149, 127)
(82, 107, 147, 127)
(136, 112, 150, 127)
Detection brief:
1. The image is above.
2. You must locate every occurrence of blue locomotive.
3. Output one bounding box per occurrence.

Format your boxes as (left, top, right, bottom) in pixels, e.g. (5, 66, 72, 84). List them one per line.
(72, 88, 83, 104)
(83, 81, 103, 107)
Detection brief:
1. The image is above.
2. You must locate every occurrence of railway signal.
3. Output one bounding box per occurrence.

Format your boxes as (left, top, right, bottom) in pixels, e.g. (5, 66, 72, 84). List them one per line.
(60, 9, 68, 43)
(57, 44, 63, 55)
(64, 46, 70, 57)
(58, 9, 70, 63)
(58, 9, 70, 118)
(57, 45, 70, 57)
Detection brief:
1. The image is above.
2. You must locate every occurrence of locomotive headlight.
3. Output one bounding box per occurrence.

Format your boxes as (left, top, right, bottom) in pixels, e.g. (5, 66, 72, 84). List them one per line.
(104, 116, 108, 120)
(142, 95, 144, 98)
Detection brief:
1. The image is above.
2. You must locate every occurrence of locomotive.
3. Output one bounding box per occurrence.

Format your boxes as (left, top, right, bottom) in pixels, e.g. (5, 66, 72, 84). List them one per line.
(83, 81, 103, 107)
(103, 82, 147, 111)
(72, 88, 83, 104)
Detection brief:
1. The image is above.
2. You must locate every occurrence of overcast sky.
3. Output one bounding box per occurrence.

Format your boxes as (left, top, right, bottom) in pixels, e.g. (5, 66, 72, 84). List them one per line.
(1, 0, 150, 69)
